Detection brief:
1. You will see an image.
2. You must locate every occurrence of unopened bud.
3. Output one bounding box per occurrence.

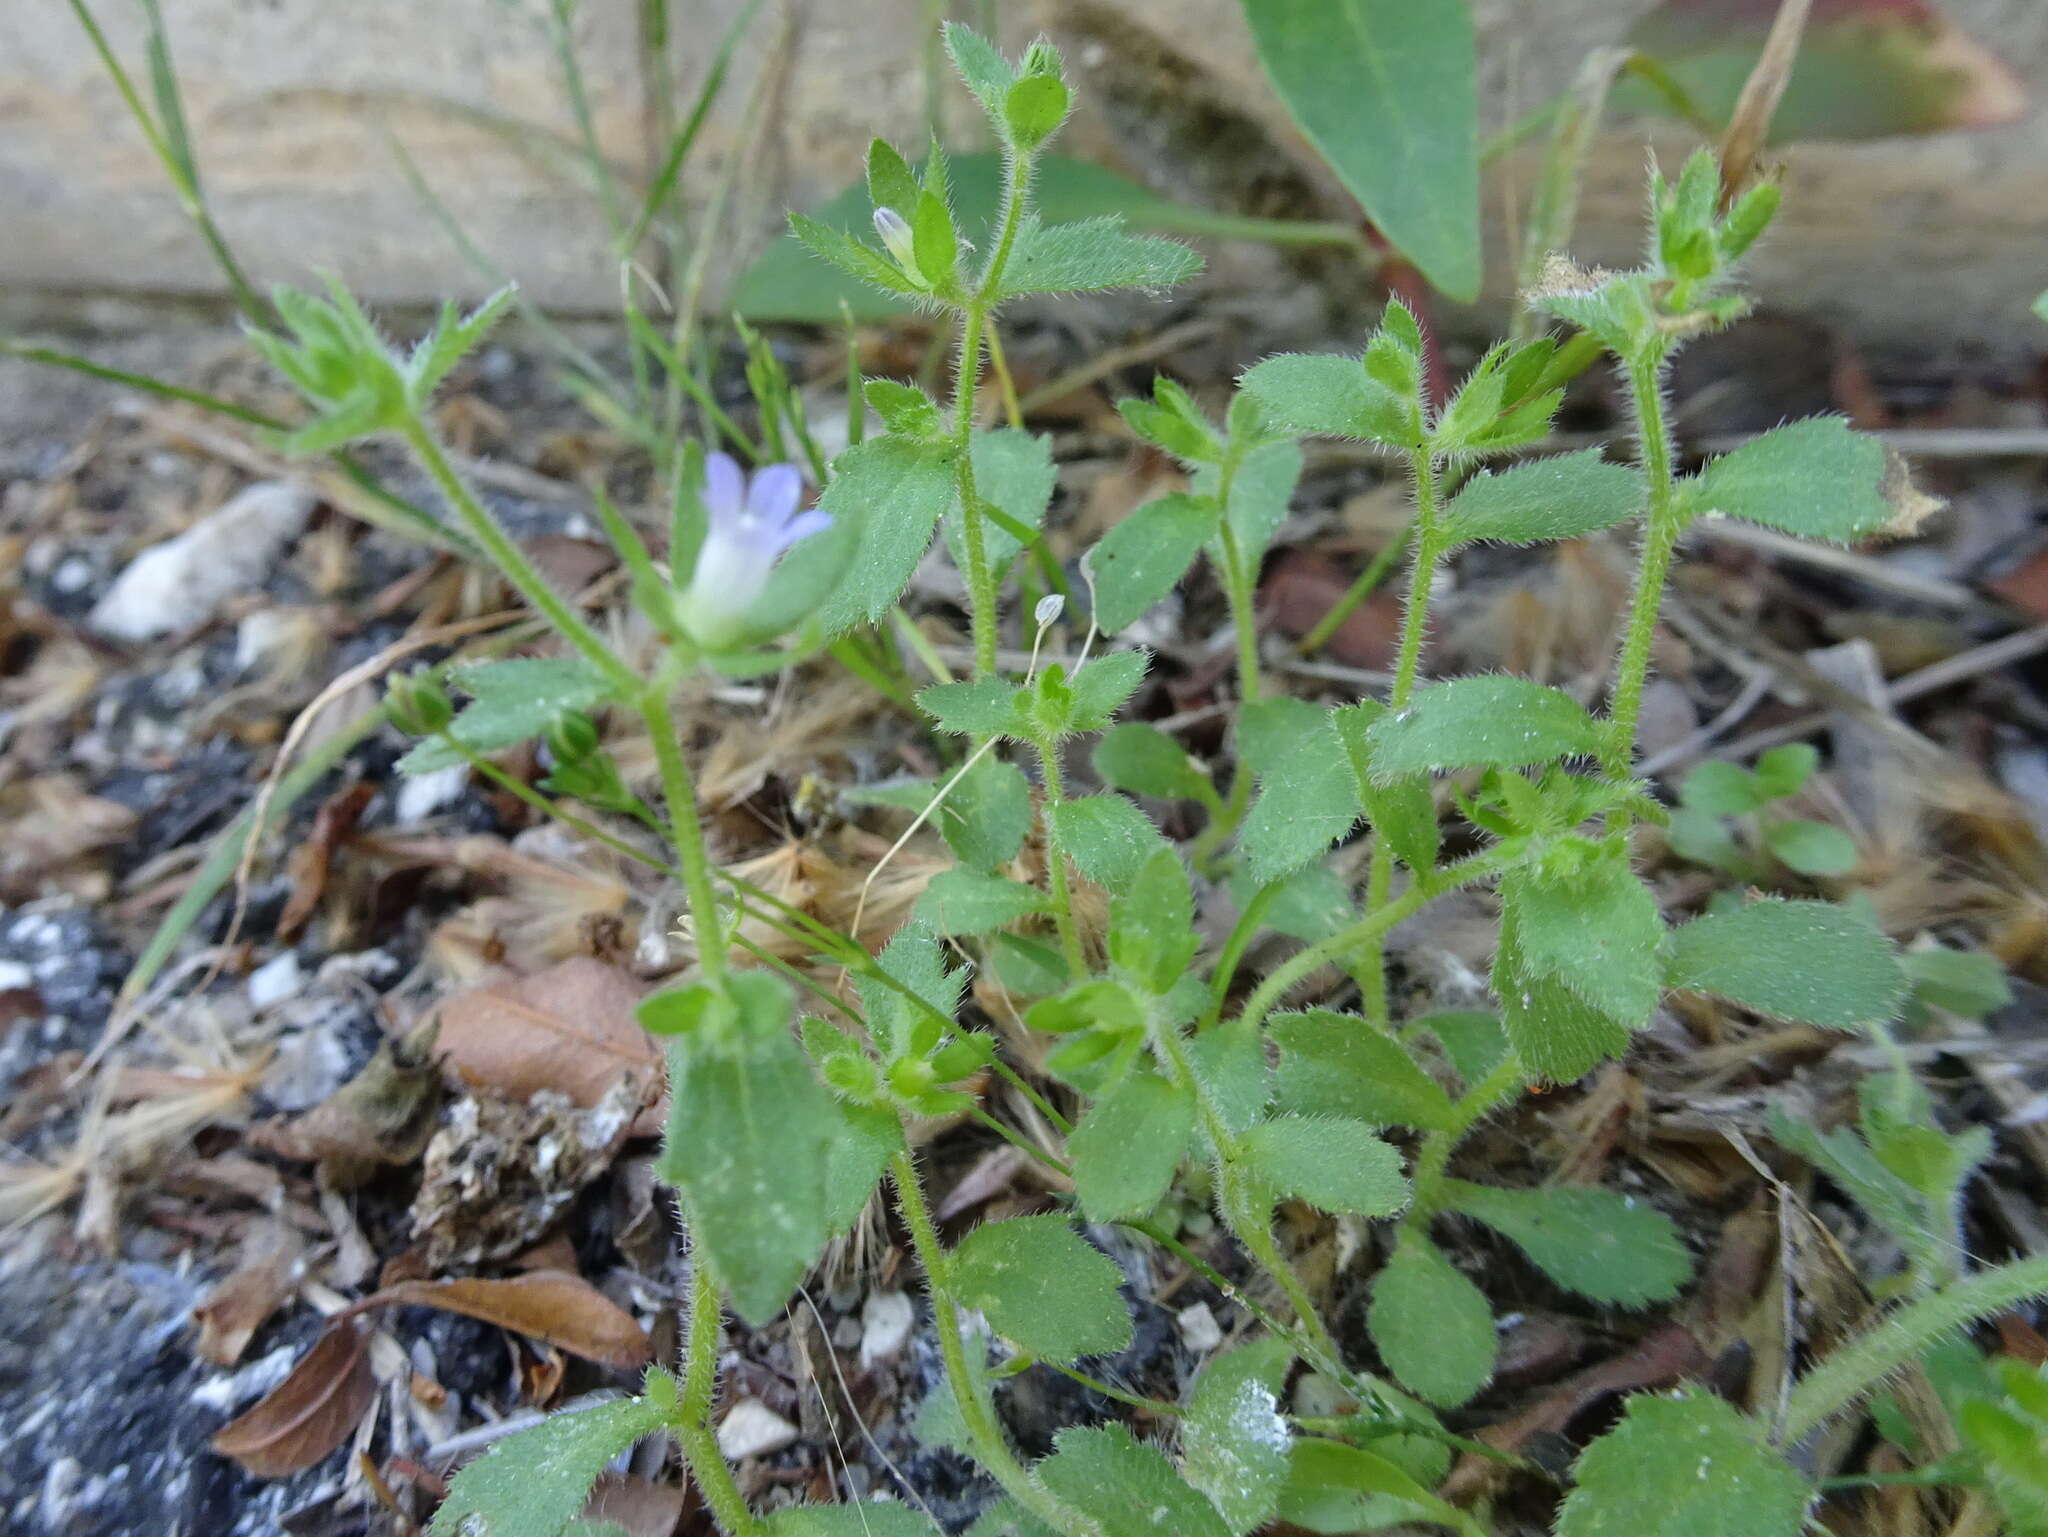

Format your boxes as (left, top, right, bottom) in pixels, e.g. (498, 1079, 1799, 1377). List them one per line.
(1034, 594, 1066, 629)
(872, 207, 920, 277)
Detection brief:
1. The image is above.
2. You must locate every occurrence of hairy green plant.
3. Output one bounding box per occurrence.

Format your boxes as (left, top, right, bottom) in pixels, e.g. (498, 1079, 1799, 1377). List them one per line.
(54, 10, 2041, 1536)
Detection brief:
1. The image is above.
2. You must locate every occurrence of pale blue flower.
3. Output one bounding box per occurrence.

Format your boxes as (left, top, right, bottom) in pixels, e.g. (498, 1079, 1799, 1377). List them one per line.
(677, 452, 830, 648)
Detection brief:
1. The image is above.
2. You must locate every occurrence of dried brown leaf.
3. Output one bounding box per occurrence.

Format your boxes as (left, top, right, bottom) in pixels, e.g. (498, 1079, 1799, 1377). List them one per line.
(210, 1319, 376, 1478)
(360, 1270, 651, 1368)
(194, 1220, 307, 1366)
(276, 781, 375, 942)
(434, 956, 657, 1114)
(247, 1019, 443, 1184)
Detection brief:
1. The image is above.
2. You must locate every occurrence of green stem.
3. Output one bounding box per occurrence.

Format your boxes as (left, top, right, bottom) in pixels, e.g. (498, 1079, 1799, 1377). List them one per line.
(1235, 846, 1520, 1040)
(397, 419, 634, 693)
(889, 1148, 1104, 1537)
(1604, 346, 1682, 776)
(672, 1261, 766, 1537)
(1404, 1053, 1521, 1226)
(639, 672, 729, 986)
(1034, 736, 1087, 978)
(1146, 1012, 1343, 1365)
(1358, 447, 1447, 1027)
(951, 305, 999, 680)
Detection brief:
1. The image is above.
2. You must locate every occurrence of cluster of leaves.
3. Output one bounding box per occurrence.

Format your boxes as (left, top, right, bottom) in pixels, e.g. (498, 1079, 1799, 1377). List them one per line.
(217, 23, 2041, 1537)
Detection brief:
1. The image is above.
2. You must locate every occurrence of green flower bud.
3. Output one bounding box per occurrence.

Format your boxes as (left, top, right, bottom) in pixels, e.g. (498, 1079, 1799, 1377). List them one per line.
(385, 667, 453, 737)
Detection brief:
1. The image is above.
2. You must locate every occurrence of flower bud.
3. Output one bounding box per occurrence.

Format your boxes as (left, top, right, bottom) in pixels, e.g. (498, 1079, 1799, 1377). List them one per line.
(871, 207, 923, 282)
(385, 667, 453, 737)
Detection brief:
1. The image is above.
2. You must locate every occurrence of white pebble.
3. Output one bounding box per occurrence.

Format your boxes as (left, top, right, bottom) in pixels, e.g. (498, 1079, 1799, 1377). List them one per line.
(716, 1399, 799, 1461)
(859, 1289, 915, 1368)
(90, 482, 315, 641)
(1176, 1302, 1224, 1354)
(246, 951, 305, 1009)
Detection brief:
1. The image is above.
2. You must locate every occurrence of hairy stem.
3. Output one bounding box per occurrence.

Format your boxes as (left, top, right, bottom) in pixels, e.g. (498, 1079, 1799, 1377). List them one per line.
(1781, 1253, 2048, 1443)
(672, 1260, 766, 1536)
(951, 306, 999, 680)
(398, 420, 634, 693)
(1034, 736, 1087, 978)
(1357, 446, 1448, 1027)
(1604, 345, 1682, 775)
(890, 1148, 1104, 1537)
(639, 673, 729, 985)
(1235, 846, 1520, 1040)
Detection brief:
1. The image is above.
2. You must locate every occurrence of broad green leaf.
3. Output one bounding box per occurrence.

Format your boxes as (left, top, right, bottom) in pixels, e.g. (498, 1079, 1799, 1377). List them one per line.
(1278, 1438, 1484, 1537)
(1236, 863, 1354, 945)
(1243, 0, 1480, 299)
(988, 932, 1069, 1001)
(913, 868, 1050, 936)
(1181, 1338, 1295, 1535)
(1441, 450, 1645, 546)
(1238, 708, 1360, 885)
(1623, 0, 2026, 143)
(1364, 676, 1603, 780)
(947, 1216, 1132, 1363)
(1094, 722, 1213, 803)
(1038, 1425, 1232, 1537)
(1236, 694, 1319, 778)
(1369, 1237, 1495, 1407)
(428, 1391, 669, 1537)
(1067, 649, 1150, 731)
(858, 923, 964, 1060)
(1501, 839, 1666, 1027)
(1238, 352, 1417, 448)
(1905, 947, 2012, 1019)
(658, 978, 834, 1325)
(766, 1504, 943, 1537)
(1666, 805, 1743, 871)
(997, 216, 1203, 299)
(940, 756, 1033, 872)
(815, 435, 956, 634)
(740, 154, 1352, 324)
(1766, 817, 1860, 877)
(866, 139, 923, 222)
(1495, 904, 1635, 1084)
(947, 429, 1056, 578)
(1666, 898, 1905, 1028)
(1557, 1388, 1812, 1537)
(1051, 794, 1173, 887)
(1069, 1067, 1196, 1221)
(1271, 1009, 1456, 1131)
(820, 1095, 898, 1239)
(397, 657, 614, 774)
(1240, 1115, 1409, 1217)
(1084, 492, 1219, 633)
(917, 677, 1028, 737)
(1440, 1180, 1692, 1306)
(1693, 417, 1894, 543)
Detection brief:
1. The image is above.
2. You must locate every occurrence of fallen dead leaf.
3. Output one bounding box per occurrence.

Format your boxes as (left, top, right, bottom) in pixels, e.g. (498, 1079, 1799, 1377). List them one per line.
(211, 1318, 377, 1478)
(194, 1220, 308, 1366)
(0, 777, 138, 901)
(433, 955, 658, 1119)
(276, 780, 376, 942)
(357, 1270, 651, 1369)
(248, 1019, 443, 1186)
